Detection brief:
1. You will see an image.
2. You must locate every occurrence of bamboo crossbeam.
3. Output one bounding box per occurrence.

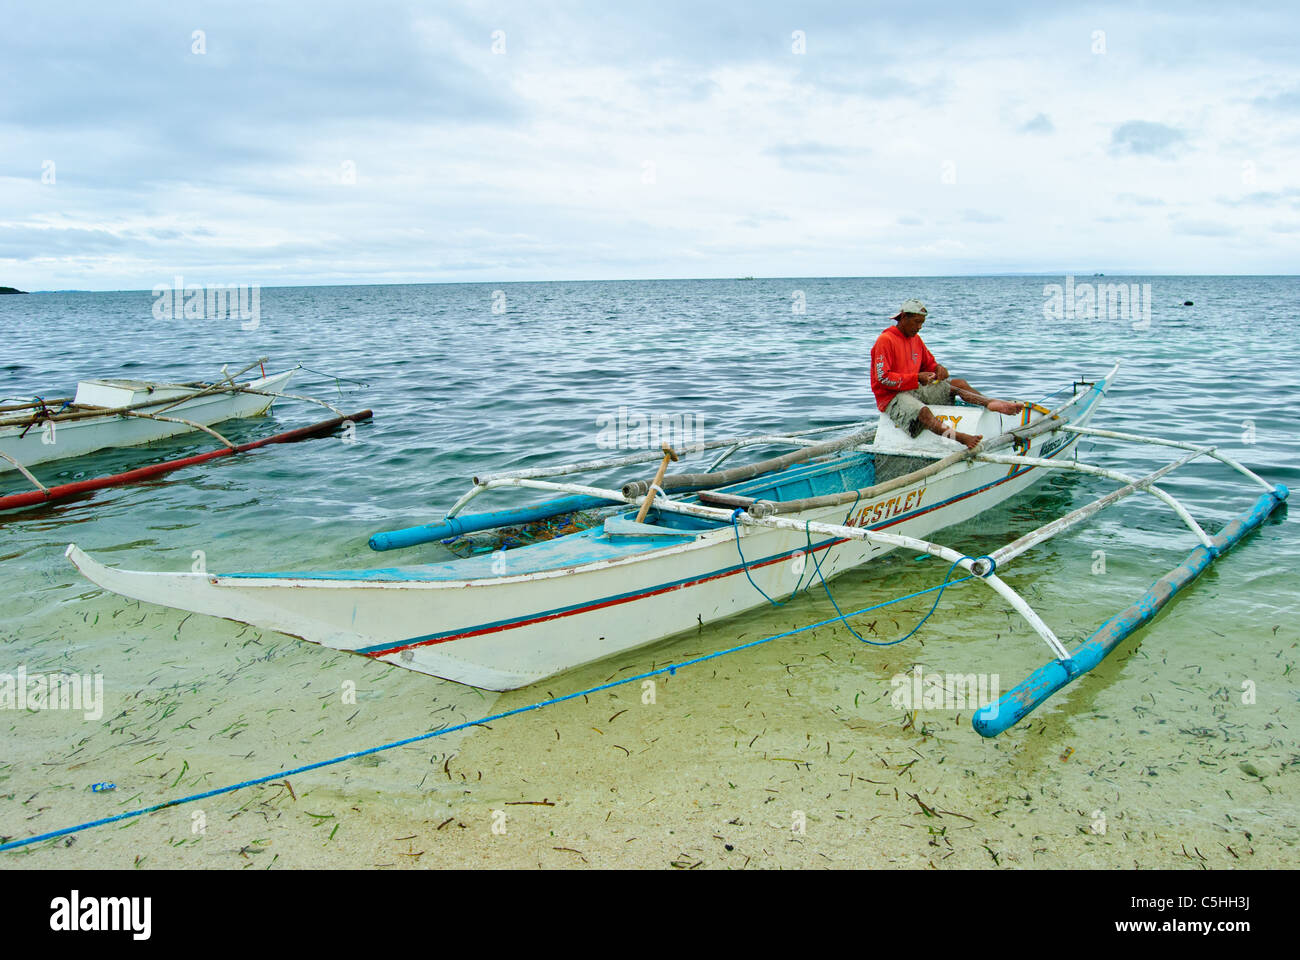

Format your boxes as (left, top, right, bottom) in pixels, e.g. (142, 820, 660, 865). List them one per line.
(468, 421, 875, 487)
(0, 451, 48, 492)
(984, 449, 1210, 565)
(0, 397, 73, 414)
(121, 411, 235, 448)
(224, 387, 345, 419)
(1064, 425, 1276, 493)
(623, 426, 876, 497)
(976, 451, 1213, 547)
(154, 358, 269, 413)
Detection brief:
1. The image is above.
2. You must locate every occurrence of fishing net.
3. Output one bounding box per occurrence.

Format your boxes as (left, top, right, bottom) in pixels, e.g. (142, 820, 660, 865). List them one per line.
(871, 453, 934, 484)
(440, 508, 612, 558)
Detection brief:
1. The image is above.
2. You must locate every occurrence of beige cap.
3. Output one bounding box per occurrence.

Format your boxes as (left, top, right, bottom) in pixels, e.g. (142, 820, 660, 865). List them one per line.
(892, 298, 928, 319)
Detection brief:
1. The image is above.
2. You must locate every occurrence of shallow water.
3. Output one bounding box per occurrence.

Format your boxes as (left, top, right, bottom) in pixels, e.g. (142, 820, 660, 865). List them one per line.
(1, 276, 1296, 866)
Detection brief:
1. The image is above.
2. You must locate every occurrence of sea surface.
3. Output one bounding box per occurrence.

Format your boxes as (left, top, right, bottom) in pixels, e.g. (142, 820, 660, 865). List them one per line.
(1, 276, 1296, 865)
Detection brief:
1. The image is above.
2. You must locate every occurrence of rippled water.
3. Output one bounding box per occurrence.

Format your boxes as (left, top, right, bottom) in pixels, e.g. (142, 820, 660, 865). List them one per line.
(5, 277, 1296, 560)
(2, 276, 1296, 862)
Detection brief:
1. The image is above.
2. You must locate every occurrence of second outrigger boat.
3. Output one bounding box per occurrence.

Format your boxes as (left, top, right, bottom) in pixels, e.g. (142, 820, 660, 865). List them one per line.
(0, 358, 295, 473)
(67, 363, 1287, 736)
(1, 358, 373, 513)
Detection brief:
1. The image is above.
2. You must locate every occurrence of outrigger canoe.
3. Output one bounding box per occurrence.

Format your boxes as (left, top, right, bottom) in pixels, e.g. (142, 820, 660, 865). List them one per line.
(0, 358, 294, 473)
(67, 362, 1288, 736)
(1, 358, 373, 514)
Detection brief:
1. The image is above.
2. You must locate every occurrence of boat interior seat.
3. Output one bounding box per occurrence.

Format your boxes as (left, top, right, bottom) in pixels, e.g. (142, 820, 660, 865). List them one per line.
(873, 403, 1013, 456)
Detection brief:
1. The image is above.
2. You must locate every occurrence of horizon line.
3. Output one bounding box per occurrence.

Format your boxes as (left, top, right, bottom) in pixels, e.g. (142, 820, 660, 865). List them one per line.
(11, 271, 1299, 295)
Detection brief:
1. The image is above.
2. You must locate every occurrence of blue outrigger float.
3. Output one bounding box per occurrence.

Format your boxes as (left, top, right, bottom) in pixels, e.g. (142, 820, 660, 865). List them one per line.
(69, 362, 1287, 737)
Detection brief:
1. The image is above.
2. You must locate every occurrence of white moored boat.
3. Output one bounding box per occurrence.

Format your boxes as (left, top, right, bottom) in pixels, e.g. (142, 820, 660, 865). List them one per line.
(0, 360, 294, 474)
(67, 362, 1289, 737)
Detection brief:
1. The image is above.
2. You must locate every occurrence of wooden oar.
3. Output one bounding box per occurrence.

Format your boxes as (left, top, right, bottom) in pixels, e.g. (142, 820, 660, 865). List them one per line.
(634, 443, 678, 524)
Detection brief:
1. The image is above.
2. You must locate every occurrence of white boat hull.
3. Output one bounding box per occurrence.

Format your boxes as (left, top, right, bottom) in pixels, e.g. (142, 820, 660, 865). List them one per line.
(67, 380, 1107, 691)
(0, 370, 294, 472)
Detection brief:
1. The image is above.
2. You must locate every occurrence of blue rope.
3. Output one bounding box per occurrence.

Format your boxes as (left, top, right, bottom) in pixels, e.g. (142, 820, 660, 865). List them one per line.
(801, 491, 864, 594)
(729, 499, 997, 650)
(802, 522, 982, 646)
(0, 572, 981, 854)
(1035, 385, 1072, 404)
(729, 491, 865, 604)
(730, 507, 810, 605)
(729, 492, 999, 648)
(841, 490, 863, 525)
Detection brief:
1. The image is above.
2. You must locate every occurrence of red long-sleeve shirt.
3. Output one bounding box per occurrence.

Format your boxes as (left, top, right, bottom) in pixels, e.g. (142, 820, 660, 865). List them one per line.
(870, 325, 938, 411)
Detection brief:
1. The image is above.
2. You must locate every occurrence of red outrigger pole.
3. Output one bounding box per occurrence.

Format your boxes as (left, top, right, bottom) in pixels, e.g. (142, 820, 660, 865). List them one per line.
(0, 410, 372, 513)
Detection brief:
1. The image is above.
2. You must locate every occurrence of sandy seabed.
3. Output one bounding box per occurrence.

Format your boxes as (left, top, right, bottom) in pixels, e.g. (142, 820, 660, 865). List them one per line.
(3, 577, 1296, 871)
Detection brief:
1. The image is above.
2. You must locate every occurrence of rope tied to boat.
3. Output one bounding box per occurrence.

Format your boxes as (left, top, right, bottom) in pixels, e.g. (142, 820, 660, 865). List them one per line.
(297, 364, 371, 390)
(728, 505, 994, 647)
(729, 508, 815, 604)
(17, 397, 59, 439)
(803, 522, 992, 647)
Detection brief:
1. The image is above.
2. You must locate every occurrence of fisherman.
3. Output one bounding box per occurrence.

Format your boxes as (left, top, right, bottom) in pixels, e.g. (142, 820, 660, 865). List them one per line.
(871, 299, 1023, 450)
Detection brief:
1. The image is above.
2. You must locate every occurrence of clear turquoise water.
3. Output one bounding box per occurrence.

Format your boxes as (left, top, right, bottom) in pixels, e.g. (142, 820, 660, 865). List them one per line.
(2, 277, 1296, 861)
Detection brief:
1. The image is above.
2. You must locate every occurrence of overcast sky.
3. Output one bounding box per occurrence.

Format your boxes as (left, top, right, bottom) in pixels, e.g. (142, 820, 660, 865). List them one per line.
(2, 1, 1297, 290)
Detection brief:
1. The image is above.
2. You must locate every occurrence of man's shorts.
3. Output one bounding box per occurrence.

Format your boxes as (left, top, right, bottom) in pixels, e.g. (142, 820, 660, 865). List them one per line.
(884, 381, 955, 437)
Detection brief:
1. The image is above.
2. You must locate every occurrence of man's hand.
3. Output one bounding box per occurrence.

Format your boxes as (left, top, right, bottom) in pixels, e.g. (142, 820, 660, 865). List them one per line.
(933, 364, 949, 381)
(918, 371, 936, 385)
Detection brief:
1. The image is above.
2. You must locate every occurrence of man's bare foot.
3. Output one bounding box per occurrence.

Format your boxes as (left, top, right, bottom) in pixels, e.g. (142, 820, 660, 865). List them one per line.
(987, 399, 1024, 415)
(956, 432, 983, 450)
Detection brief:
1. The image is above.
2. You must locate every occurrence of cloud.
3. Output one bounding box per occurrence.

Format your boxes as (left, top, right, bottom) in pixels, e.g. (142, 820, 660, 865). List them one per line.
(762, 141, 862, 171)
(1252, 87, 1300, 112)
(1169, 218, 1235, 237)
(1110, 121, 1189, 158)
(1216, 189, 1300, 209)
(2, 1, 1299, 287)
(734, 212, 793, 228)
(1114, 193, 1168, 207)
(1019, 113, 1054, 134)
